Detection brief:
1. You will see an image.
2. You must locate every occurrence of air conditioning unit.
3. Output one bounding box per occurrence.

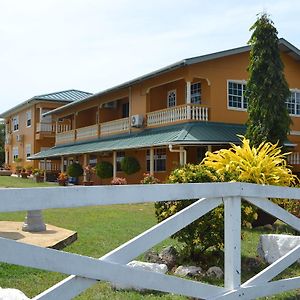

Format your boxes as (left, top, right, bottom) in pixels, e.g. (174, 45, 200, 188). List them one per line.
(130, 115, 143, 128)
(16, 134, 23, 142)
(102, 101, 117, 109)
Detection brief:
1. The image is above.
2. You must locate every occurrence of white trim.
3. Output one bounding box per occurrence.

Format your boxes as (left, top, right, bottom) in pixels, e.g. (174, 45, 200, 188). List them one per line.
(12, 146, 19, 161)
(167, 89, 176, 107)
(25, 144, 31, 161)
(227, 80, 247, 111)
(26, 109, 32, 128)
(190, 81, 201, 104)
(290, 130, 300, 136)
(12, 115, 19, 132)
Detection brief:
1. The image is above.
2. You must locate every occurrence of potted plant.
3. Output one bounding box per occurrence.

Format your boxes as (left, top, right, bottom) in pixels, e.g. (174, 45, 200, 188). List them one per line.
(57, 172, 68, 186)
(111, 177, 127, 185)
(14, 158, 22, 176)
(33, 169, 44, 183)
(20, 168, 28, 179)
(67, 162, 83, 185)
(25, 166, 33, 175)
(83, 164, 95, 186)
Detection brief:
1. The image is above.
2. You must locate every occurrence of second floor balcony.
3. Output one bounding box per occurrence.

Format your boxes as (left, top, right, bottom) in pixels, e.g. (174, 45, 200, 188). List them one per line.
(55, 118, 130, 145)
(54, 104, 209, 145)
(146, 104, 208, 127)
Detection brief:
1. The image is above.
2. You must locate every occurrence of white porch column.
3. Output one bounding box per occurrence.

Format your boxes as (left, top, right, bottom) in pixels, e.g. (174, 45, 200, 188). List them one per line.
(186, 81, 191, 119)
(113, 151, 117, 179)
(83, 154, 88, 181)
(55, 119, 59, 134)
(207, 145, 212, 152)
(150, 147, 154, 176)
(179, 146, 186, 166)
(5, 150, 8, 165)
(43, 158, 47, 182)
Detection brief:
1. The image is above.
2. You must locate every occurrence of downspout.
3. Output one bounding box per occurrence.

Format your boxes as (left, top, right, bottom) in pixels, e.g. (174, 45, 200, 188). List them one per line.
(168, 144, 187, 166)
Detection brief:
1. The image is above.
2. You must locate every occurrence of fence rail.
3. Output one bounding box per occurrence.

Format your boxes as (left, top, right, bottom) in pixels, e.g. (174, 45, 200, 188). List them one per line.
(0, 182, 300, 299)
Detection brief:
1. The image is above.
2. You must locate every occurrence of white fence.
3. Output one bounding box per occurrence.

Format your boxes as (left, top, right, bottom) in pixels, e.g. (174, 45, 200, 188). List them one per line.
(0, 182, 300, 299)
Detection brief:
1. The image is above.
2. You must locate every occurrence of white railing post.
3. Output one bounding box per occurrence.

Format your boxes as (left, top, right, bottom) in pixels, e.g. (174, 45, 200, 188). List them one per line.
(186, 81, 191, 120)
(224, 196, 241, 290)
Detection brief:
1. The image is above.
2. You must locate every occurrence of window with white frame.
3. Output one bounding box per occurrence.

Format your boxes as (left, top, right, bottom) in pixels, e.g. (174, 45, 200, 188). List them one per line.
(116, 151, 125, 171)
(12, 115, 19, 131)
(286, 90, 300, 116)
(146, 148, 166, 172)
(227, 81, 247, 110)
(26, 144, 31, 159)
(13, 147, 18, 160)
(191, 82, 201, 104)
(26, 110, 32, 127)
(167, 90, 176, 107)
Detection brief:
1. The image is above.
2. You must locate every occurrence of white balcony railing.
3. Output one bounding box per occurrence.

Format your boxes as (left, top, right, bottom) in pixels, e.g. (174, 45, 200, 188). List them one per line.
(147, 104, 208, 127)
(36, 122, 56, 133)
(57, 124, 72, 133)
(76, 124, 99, 141)
(1, 183, 300, 299)
(100, 117, 129, 136)
(55, 130, 76, 145)
(288, 152, 300, 165)
(39, 161, 60, 171)
(36, 123, 71, 133)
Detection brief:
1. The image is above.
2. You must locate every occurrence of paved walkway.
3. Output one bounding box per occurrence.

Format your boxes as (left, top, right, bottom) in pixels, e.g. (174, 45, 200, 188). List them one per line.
(0, 221, 77, 249)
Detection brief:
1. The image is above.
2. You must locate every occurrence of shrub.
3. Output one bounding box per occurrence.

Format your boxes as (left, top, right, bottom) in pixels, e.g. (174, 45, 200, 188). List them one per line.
(202, 136, 297, 186)
(111, 177, 127, 185)
(155, 165, 230, 258)
(121, 156, 140, 175)
(140, 173, 160, 184)
(95, 161, 113, 179)
(155, 137, 295, 258)
(67, 162, 83, 178)
(203, 136, 298, 222)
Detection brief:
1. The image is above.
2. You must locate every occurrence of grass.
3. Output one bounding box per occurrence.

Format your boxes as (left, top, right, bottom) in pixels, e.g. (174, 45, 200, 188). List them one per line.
(0, 176, 300, 299)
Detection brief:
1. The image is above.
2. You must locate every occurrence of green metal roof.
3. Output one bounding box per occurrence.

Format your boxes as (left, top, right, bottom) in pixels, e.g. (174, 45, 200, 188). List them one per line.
(30, 122, 246, 160)
(33, 89, 93, 102)
(0, 89, 92, 118)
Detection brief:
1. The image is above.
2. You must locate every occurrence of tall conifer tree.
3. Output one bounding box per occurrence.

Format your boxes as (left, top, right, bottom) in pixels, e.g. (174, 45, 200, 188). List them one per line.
(245, 13, 291, 148)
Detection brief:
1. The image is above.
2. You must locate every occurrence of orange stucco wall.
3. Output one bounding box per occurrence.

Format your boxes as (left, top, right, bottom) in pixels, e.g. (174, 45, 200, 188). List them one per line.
(4, 101, 68, 172)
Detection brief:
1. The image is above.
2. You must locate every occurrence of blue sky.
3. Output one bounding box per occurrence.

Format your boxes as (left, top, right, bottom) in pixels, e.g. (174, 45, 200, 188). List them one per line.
(0, 0, 299, 113)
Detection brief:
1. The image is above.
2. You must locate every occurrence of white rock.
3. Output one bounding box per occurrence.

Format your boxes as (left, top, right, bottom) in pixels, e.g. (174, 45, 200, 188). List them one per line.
(174, 265, 202, 277)
(0, 288, 29, 300)
(127, 260, 168, 273)
(258, 234, 300, 264)
(206, 266, 224, 279)
(112, 260, 168, 291)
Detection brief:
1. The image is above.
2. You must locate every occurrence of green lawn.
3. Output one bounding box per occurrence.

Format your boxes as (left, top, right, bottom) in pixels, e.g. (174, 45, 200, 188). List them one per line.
(0, 176, 299, 299)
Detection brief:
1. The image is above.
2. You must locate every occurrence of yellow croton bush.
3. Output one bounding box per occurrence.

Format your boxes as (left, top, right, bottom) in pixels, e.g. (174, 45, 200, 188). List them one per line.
(202, 136, 297, 186)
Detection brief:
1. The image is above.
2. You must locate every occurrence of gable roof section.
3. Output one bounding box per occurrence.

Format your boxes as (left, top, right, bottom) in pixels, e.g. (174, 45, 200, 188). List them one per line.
(33, 89, 93, 102)
(44, 38, 300, 117)
(29, 122, 246, 159)
(0, 89, 93, 118)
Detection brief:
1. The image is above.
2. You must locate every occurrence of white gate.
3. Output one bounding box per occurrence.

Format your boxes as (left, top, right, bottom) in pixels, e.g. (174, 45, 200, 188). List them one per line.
(0, 182, 300, 299)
